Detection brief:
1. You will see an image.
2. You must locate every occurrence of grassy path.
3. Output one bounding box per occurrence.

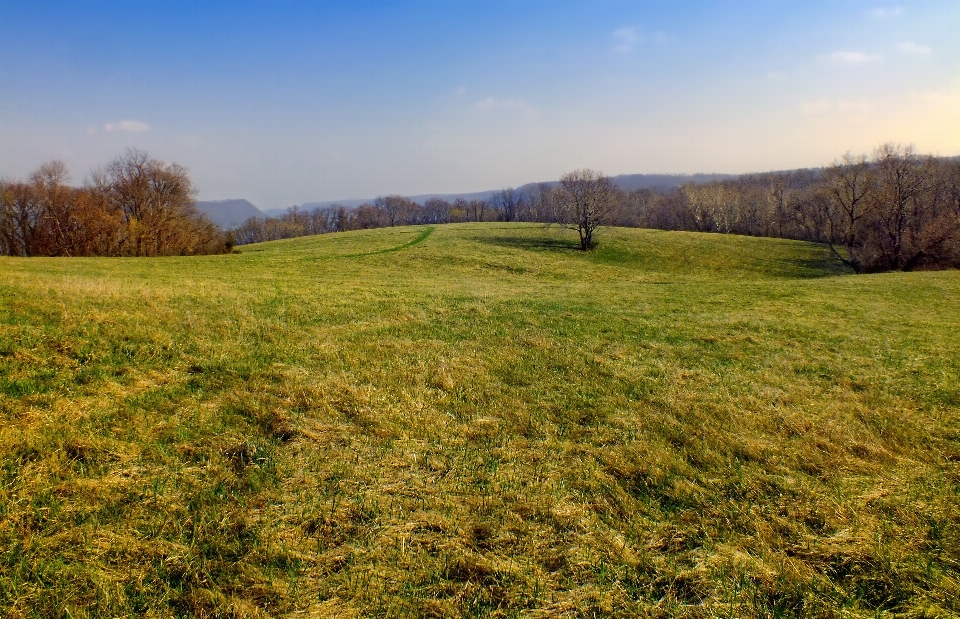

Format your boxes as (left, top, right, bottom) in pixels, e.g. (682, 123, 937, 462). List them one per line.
(343, 225, 434, 257)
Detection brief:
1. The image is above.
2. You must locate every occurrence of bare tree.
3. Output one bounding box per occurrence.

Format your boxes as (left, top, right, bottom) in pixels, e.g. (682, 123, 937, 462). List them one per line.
(815, 153, 875, 271)
(559, 169, 616, 250)
(354, 203, 385, 229)
(29, 161, 75, 255)
(94, 149, 218, 256)
(423, 197, 452, 224)
(491, 188, 521, 222)
(870, 144, 938, 269)
(466, 199, 488, 222)
(373, 195, 417, 227)
(451, 198, 469, 223)
(0, 181, 41, 256)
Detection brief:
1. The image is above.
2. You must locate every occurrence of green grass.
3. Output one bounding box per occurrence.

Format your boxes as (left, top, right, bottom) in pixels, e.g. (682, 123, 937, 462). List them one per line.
(1, 223, 958, 618)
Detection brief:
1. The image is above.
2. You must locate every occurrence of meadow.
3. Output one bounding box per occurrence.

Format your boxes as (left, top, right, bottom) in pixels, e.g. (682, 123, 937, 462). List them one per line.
(1, 223, 958, 618)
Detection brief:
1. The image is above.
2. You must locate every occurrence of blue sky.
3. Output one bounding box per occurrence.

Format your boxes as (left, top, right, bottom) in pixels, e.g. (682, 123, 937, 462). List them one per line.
(1, 0, 958, 207)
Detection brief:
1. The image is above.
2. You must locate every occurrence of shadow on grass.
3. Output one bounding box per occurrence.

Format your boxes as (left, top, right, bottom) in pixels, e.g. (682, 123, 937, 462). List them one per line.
(778, 256, 855, 278)
(478, 233, 852, 279)
(591, 237, 854, 279)
(473, 234, 583, 253)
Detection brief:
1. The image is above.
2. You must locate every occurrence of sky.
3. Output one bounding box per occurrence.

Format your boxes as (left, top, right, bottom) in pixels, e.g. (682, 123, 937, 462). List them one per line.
(1, 0, 958, 208)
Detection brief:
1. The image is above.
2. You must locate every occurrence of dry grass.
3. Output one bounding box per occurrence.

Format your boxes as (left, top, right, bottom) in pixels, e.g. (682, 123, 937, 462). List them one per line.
(1, 223, 958, 617)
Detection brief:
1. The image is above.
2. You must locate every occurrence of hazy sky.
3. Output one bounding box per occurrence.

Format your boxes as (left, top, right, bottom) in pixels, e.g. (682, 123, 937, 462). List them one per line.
(1, 0, 958, 208)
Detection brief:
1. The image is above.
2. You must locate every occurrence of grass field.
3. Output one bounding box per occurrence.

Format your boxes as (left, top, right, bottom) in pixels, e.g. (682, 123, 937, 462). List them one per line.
(1, 223, 958, 618)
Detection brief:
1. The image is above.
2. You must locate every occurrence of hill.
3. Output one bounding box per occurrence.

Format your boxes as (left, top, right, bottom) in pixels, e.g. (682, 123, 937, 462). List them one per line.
(195, 198, 266, 228)
(1, 224, 958, 617)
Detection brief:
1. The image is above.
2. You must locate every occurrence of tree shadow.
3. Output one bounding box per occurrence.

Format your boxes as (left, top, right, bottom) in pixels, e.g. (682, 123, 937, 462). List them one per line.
(777, 256, 855, 278)
(473, 230, 855, 279)
(473, 235, 583, 253)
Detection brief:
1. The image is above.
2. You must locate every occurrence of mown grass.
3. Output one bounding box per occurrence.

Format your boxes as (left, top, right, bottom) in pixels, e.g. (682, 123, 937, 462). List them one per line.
(1, 223, 958, 618)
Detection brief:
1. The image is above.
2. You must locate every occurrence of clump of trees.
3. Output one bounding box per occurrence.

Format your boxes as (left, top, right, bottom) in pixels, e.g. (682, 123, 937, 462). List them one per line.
(805, 145, 960, 272)
(232, 143, 960, 271)
(0, 150, 232, 257)
(637, 145, 959, 272)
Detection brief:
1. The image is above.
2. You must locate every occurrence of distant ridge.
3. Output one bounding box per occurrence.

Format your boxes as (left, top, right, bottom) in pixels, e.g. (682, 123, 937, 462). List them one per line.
(265, 173, 737, 216)
(196, 199, 267, 229)
(512, 173, 739, 196)
(609, 172, 738, 192)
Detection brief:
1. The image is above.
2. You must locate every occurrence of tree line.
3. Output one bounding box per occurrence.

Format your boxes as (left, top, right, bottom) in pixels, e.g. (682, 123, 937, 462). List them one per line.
(635, 145, 960, 272)
(0, 150, 232, 257)
(233, 144, 960, 271)
(6, 144, 958, 270)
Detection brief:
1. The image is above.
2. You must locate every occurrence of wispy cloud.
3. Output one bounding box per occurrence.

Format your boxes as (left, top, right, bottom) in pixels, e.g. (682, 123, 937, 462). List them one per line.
(472, 97, 538, 120)
(612, 27, 641, 53)
(819, 51, 881, 65)
(104, 120, 150, 134)
(897, 41, 932, 56)
(870, 6, 903, 18)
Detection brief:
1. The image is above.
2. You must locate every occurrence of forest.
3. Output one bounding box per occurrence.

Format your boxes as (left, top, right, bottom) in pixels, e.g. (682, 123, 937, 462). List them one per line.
(0, 150, 232, 257)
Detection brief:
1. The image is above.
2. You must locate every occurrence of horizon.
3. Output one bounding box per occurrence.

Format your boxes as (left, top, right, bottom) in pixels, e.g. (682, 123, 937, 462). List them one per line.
(2, 0, 959, 209)
(214, 171, 745, 211)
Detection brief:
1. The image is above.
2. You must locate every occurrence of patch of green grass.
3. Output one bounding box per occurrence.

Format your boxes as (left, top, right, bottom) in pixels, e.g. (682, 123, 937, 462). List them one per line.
(1, 223, 959, 617)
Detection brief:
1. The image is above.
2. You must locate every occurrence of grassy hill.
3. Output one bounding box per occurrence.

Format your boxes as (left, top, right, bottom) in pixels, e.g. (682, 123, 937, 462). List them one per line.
(1, 223, 958, 618)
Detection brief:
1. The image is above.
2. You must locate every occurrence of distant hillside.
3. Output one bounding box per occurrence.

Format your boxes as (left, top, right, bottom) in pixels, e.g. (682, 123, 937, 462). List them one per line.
(613, 172, 738, 191)
(513, 173, 738, 196)
(261, 207, 298, 217)
(218, 159, 960, 219)
(294, 190, 501, 213)
(272, 173, 736, 214)
(196, 199, 266, 229)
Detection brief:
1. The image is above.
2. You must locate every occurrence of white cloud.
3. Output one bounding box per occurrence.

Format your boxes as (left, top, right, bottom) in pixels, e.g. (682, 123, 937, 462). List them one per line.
(819, 51, 881, 65)
(472, 97, 538, 119)
(870, 6, 902, 18)
(613, 27, 641, 53)
(104, 120, 150, 134)
(897, 41, 932, 56)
